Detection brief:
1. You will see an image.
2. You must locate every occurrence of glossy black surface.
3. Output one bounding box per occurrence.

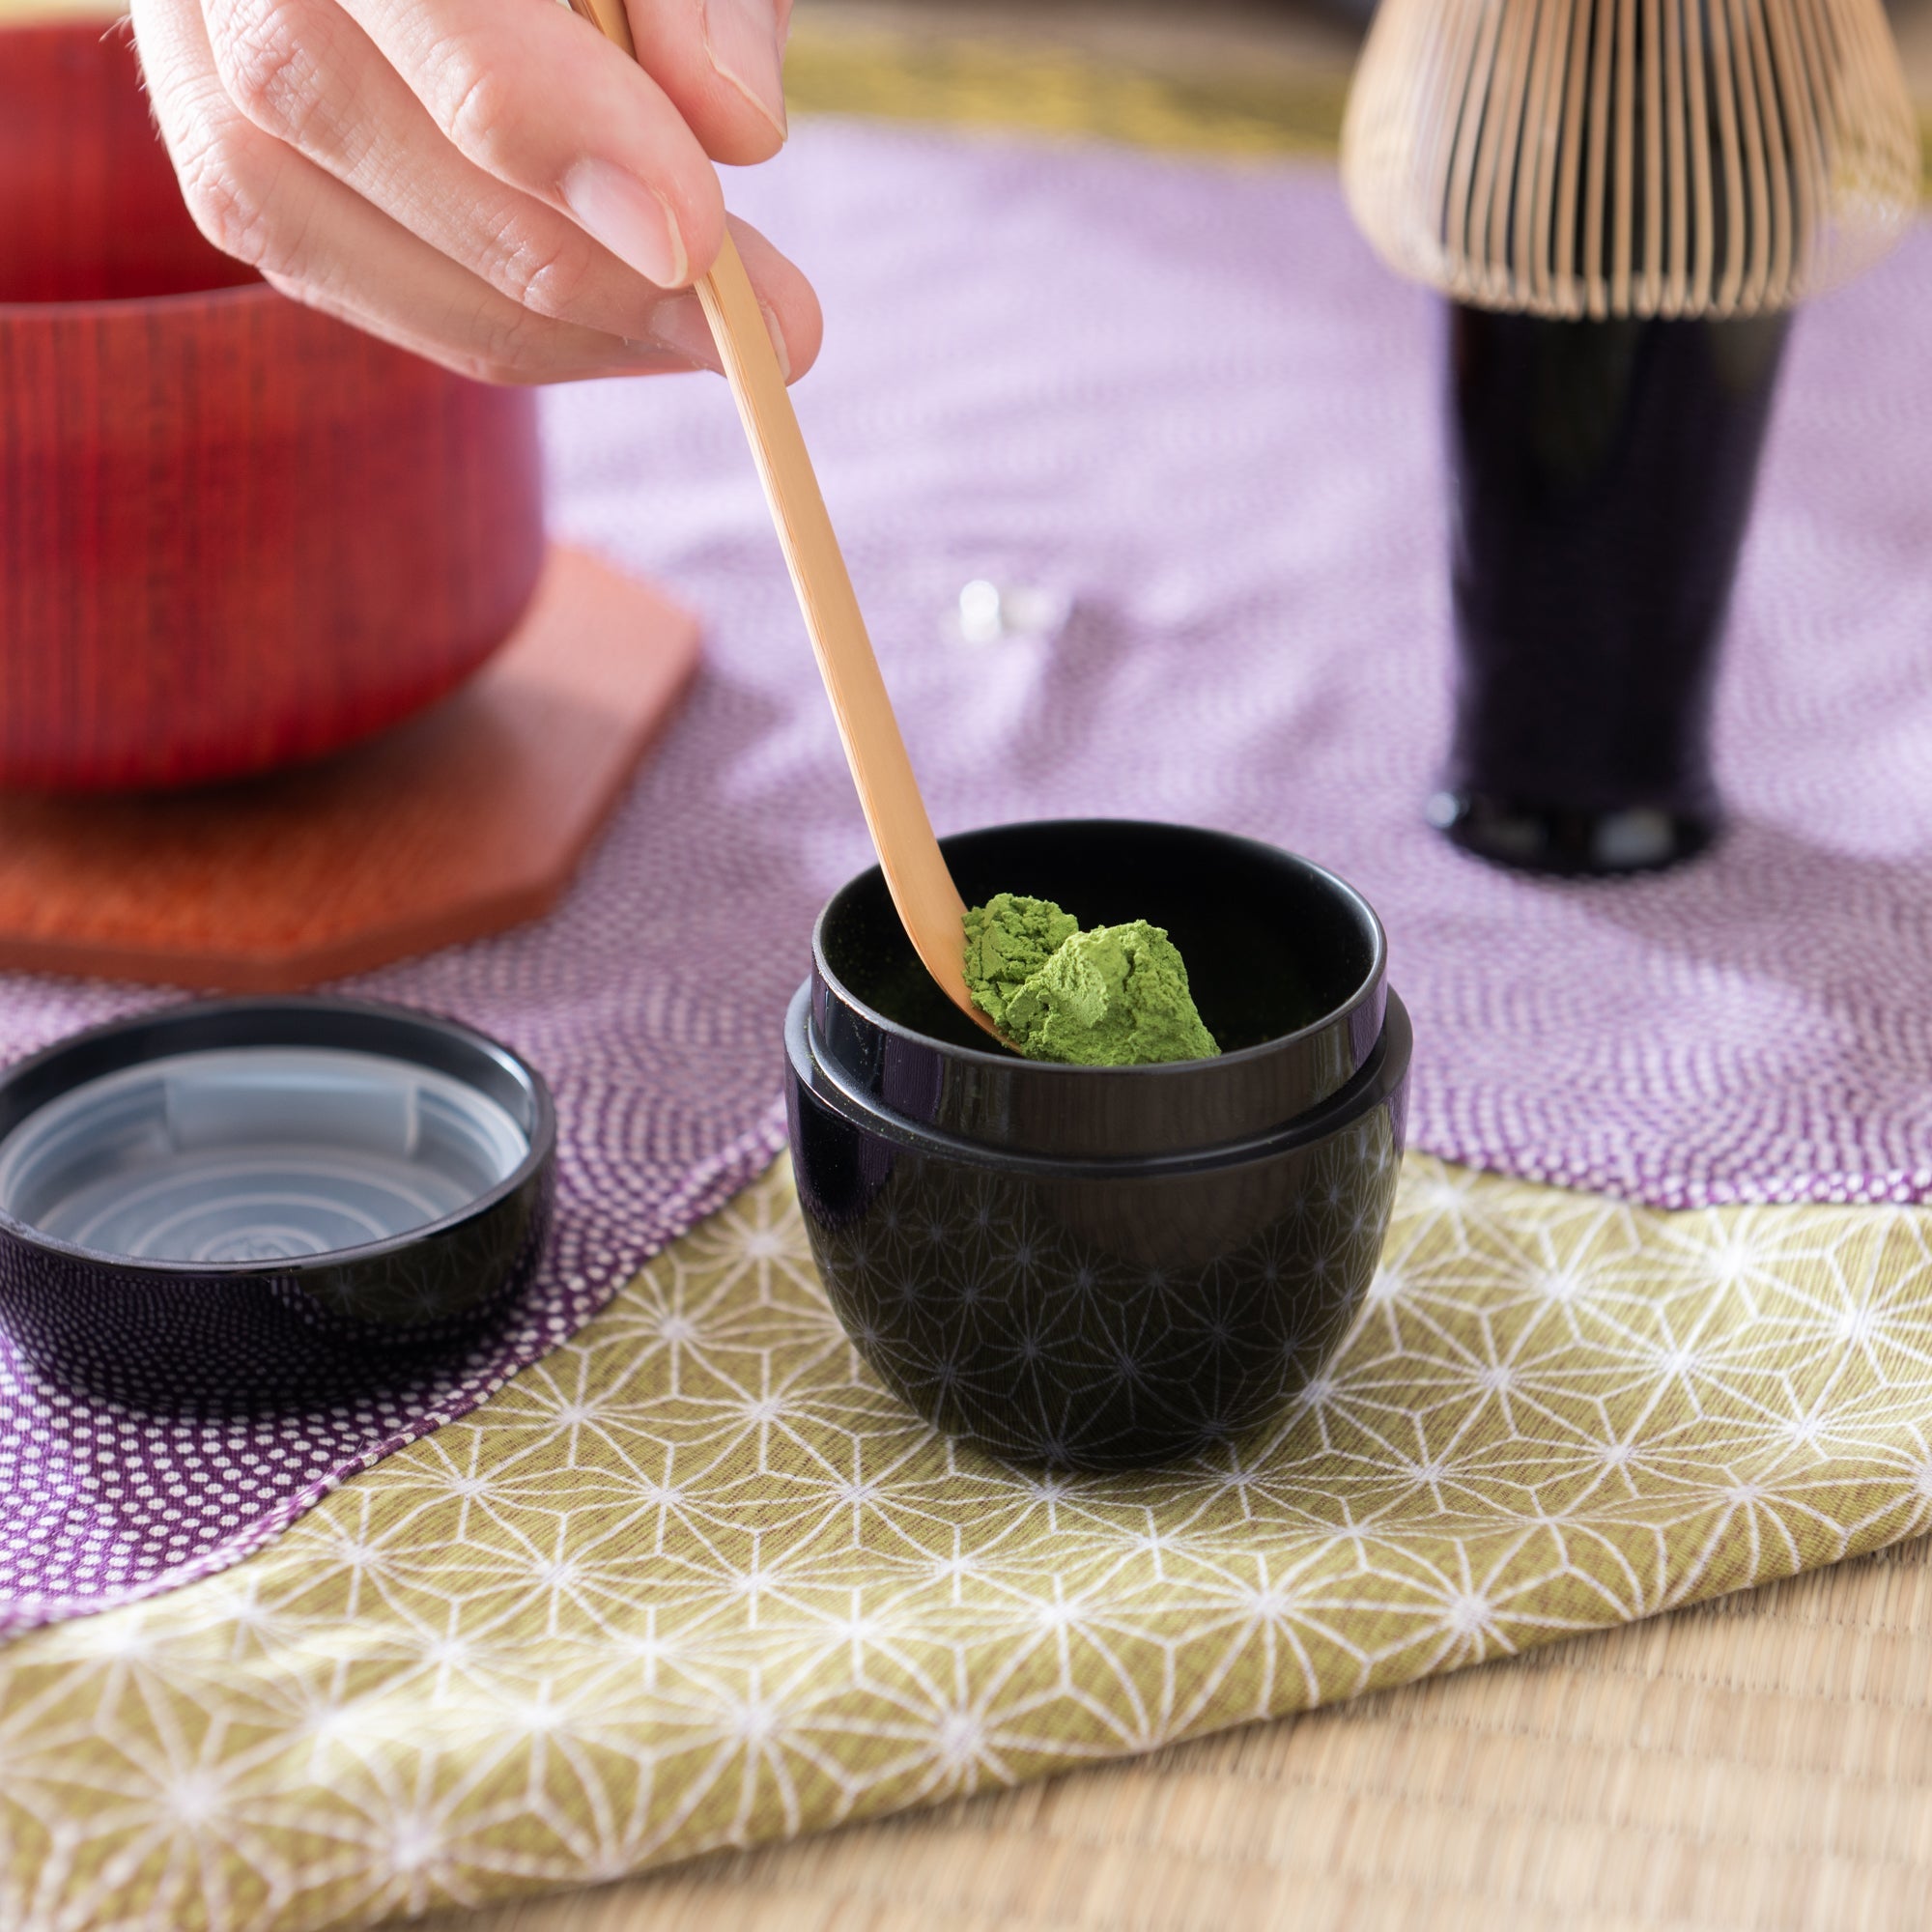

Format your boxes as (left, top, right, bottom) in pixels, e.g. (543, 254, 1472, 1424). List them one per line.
(788, 824, 1411, 1469)
(1439, 302, 1791, 875)
(813, 819, 1387, 1159)
(0, 997, 555, 1408)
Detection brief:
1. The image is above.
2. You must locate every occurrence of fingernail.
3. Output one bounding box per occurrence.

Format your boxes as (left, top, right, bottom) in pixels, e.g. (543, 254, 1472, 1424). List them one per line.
(756, 298, 792, 381)
(560, 158, 689, 287)
(703, 0, 787, 141)
(634, 293, 724, 374)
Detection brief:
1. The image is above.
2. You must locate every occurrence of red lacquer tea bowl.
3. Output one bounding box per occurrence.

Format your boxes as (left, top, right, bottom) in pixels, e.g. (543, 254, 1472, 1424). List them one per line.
(0, 20, 545, 792)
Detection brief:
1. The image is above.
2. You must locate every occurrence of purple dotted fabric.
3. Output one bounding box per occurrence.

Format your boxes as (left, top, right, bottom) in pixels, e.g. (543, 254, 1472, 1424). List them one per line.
(5, 124, 1932, 1633)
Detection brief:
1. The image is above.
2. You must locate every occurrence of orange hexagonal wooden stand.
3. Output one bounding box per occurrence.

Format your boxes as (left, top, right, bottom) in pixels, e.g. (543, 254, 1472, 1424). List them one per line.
(0, 545, 701, 989)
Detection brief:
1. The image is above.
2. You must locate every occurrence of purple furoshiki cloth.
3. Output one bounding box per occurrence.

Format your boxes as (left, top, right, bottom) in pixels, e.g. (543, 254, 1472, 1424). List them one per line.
(4, 120, 1932, 1633)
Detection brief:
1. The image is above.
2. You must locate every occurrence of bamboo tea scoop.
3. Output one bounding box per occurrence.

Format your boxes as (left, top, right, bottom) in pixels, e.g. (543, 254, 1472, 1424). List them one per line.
(566, 0, 1002, 1043)
(693, 236, 1003, 1042)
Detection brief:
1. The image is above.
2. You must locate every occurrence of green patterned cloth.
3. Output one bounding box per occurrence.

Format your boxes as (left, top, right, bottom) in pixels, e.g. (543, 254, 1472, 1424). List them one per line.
(6, 1154, 1930, 1930)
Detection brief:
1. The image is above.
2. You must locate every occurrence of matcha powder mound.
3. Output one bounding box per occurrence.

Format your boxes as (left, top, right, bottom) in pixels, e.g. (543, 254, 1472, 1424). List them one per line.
(961, 895, 1220, 1065)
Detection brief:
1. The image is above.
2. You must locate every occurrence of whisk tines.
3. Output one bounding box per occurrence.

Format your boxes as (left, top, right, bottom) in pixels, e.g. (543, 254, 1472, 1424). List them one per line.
(1342, 0, 1919, 319)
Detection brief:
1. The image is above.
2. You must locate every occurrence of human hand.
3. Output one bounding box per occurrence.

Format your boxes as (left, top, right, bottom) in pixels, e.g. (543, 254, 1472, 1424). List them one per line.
(129, 0, 822, 384)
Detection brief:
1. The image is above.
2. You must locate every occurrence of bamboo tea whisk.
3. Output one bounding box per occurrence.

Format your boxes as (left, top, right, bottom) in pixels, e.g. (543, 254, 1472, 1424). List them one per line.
(1342, 0, 1919, 318)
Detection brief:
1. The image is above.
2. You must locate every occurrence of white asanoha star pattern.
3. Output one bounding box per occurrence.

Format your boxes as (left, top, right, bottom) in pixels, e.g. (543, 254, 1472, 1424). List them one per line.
(6, 1153, 1932, 1931)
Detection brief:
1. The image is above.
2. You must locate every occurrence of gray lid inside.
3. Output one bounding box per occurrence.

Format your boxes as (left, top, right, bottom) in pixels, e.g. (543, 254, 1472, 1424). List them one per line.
(0, 1046, 529, 1264)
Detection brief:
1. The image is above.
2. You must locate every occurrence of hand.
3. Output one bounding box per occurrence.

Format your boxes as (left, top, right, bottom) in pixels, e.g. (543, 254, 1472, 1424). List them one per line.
(129, 0, 822, 384)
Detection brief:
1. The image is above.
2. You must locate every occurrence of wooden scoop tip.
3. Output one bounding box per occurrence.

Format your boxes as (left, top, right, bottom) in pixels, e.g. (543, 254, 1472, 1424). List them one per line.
(910, 934, 1018, 1052)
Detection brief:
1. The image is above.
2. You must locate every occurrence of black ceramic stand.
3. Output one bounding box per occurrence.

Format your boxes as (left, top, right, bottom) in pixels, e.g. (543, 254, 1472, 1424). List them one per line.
(1433, 301, 1791, 875)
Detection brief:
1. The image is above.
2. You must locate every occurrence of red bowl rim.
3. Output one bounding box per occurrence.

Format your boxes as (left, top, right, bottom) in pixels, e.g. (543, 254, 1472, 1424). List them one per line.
(2, 15, 275, 323)
(0, 278, 279, 323)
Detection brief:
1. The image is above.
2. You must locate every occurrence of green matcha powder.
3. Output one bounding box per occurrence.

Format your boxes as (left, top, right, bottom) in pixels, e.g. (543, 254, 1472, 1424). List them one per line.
(961, 893, 1220, 1065)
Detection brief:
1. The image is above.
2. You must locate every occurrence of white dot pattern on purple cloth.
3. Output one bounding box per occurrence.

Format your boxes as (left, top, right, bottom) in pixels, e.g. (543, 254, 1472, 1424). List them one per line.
(5, 123, 1932, 1634)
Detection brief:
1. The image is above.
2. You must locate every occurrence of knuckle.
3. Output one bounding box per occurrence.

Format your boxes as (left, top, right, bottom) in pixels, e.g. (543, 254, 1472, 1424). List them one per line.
(426, 36, 518, 170)
(206, 0, 327, 146)
(487, 225, 596, 321)
(172, 121, 275, 267)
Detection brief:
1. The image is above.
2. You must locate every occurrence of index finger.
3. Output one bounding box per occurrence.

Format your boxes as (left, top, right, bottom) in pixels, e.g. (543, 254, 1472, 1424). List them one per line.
(331, 0, 727, 286)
